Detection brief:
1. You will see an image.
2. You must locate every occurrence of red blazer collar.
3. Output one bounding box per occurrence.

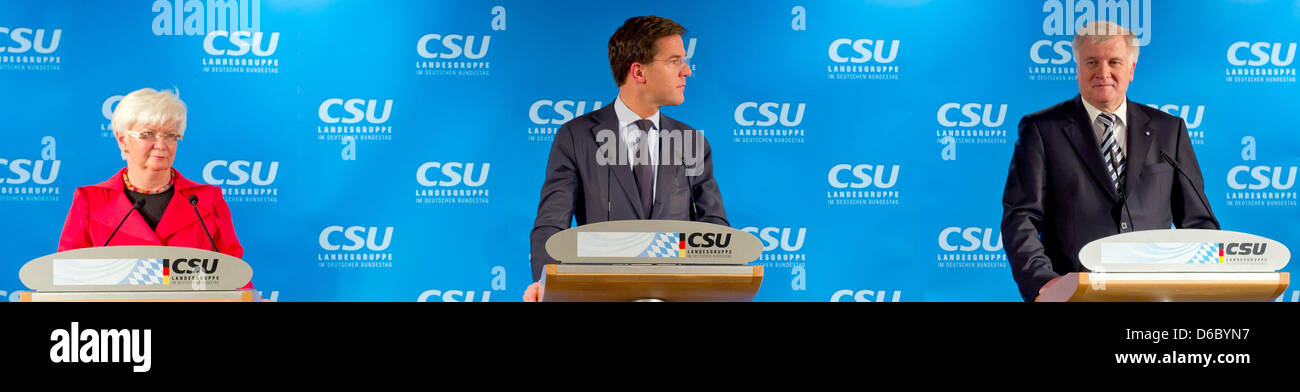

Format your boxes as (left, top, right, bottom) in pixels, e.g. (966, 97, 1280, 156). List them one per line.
(88, 168, 213, 245)
(91, 167, 203, 192)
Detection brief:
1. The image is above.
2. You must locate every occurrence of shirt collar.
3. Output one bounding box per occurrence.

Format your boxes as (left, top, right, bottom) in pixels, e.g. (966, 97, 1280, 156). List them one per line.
(614, 96, 660, 132)
(1081, 96, 1128, 127)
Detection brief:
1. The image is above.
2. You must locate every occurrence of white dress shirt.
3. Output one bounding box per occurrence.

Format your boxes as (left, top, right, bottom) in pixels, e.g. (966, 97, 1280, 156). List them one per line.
(1081, 97, 1129, 155)
(613, 96, 660, 204)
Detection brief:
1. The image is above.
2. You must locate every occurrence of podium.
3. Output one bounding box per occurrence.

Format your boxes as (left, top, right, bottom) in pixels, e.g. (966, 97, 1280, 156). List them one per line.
(17, 246, 258, 302)
(539, 220, 764, 302)
(1036, 229, 1291, 302)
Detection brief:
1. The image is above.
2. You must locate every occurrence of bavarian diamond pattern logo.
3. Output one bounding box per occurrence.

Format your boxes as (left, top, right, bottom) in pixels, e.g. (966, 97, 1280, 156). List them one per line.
(1189, 243, 1221, 264)
(639, 232, 681, 258)
(122, 259, 164, 285)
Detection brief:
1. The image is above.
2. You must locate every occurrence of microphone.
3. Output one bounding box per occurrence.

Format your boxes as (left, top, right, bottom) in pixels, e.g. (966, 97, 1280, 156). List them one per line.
(684, 129, 697, 220)
(189, 195, 219, 252)
(608, 128, 615, 221)
(1160, 149, 1218, 229)
(103, 198, 146, 246)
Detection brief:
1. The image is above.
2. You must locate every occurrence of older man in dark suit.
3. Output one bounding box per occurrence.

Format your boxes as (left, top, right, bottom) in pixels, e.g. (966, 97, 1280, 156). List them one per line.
(1001, 21, 1219, 301)
(525, 16, 728, 301)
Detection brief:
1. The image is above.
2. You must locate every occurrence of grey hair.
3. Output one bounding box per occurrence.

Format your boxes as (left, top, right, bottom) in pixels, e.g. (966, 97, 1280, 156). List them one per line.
(110, 87, 187, 137)
(1072, 21, 1140, 64)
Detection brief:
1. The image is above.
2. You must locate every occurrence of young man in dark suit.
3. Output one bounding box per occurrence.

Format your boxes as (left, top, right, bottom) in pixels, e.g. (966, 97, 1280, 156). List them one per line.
(1001, 21, 1219, 301)
(525, 16, 728, 301)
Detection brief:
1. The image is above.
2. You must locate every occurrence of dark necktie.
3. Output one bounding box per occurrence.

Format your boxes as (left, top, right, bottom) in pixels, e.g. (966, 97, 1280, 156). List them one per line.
(1097, 113, 1126, 195)
(631, 119, 655, 216)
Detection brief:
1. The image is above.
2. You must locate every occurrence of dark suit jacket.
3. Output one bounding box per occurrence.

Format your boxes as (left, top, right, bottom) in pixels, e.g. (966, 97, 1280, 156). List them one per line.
(1001, 95, 1219, 301)
(529, 104, 728, 281)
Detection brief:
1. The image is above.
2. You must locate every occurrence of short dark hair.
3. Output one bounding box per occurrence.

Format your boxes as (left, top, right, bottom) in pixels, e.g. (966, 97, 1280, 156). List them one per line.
(608, 16, 686, 86)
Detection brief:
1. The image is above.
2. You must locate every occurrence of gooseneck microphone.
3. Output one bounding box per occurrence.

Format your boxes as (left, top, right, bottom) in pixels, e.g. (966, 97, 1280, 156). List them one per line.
(608, 128, 615, 221)
(1160, 149, 1218, 228)
(103, 198, 147, 246)
(189, 195, 219, 252)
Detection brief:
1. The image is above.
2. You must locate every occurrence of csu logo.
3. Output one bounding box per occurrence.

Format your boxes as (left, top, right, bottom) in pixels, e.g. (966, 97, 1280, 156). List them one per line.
(734, 102, 805, 127)
(741, 227, 806, 252)
(827, 164, 900, 189)
(416, 162, 489, 187)
(529, 100, 602, 125)
(164, 258, 219, 275)
(203, 30, 280, 56)
(202, 160, 278, 186)
(684, 232, 731, 248)
(1227, 42, 1297, 66)
(102, 95, 125, 121)
(318, 99, 393, 124)
(417, 34, 490, 59)
(937, 103, 1007, 127)
(830, 289, 902, 302)
(1029, 39, 1072, 65)
(1147, 104, 1204, 129)
(319, 226, 394, 251)
(1228, 166, 1296, 190)
(417, 266, 506, 302)
(1223, 242, 1267, 256)
(0, 27, 61, 53)
(2, 136, 60, 185)
(828, 38, 899, 63)
(939, 227, 1003, 252)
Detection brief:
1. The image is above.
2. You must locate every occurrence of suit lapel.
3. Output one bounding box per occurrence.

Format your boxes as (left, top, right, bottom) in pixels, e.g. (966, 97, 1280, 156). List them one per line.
(1123, 100, 1154, 198)
(1063, 96, 1121, 203)
(589, 105, 646, 219)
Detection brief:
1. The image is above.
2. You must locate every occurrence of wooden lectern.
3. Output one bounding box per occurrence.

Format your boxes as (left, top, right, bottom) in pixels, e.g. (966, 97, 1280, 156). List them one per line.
(18, 246, 259, 302)
(540, 264, 763, 302)
(539, 220, 766, 302)
(1036, 229, 1291, 302)
(1036, 272, 1290, 302)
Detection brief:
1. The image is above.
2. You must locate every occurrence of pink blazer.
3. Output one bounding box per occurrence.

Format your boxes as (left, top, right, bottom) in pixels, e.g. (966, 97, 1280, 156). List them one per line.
(58, 168, 252, 289)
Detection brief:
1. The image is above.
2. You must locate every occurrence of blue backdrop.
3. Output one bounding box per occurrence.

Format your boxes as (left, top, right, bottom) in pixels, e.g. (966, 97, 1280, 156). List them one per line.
(2, 0, 1297, 302)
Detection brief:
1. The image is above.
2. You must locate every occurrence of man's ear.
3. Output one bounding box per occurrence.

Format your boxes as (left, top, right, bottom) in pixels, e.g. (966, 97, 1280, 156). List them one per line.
(628, 62, 645, 84)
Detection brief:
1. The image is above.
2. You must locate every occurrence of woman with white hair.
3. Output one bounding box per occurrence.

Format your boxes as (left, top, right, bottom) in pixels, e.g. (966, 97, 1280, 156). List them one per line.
(58, 88, 251, 289)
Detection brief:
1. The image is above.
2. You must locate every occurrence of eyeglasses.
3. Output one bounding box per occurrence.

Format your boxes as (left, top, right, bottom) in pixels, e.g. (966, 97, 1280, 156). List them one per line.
(123, 129, 182, 143)
(646, 56, 691, 70)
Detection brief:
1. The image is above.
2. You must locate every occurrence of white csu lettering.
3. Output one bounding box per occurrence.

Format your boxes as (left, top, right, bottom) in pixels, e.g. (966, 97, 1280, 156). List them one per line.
(417, 34, 491, 59)
(740, 227, 806, 252)
(203, 160, 278, 186)
(417, 266, 504, 302)
(318, 99, 394, 124)
(0, 27, 62, 53)
(938, 227, 1003, 251)
(417, 289, 491, 302)
(529, 100, 602, 125)
(416, 162, 490, 187)
(734, 102, 806, 127)
(1227, 42, 1297, 67)
(319, 226, 394, 251)
(937, 103, 1007, 127)
(830, 290, 902, 302)
(1, 136, 60, 185)
(50, 322, 151, 373)
(203, 30, 280, 56)
(827, 164, 900, 189)
(827, 38, 900, 63)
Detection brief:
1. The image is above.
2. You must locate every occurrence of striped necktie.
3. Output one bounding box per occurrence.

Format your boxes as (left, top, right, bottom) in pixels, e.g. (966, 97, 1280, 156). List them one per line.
(1097, 112, 1126, 195)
